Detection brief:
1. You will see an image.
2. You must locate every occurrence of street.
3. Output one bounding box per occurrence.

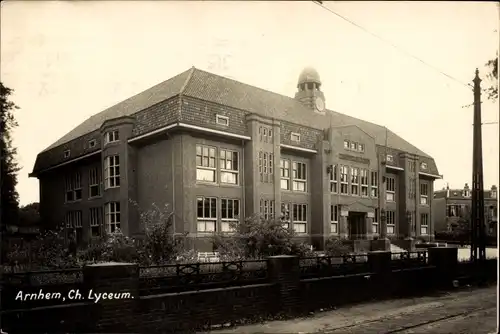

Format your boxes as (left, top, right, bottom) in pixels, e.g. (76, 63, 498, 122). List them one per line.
(212, 285, 497, 334)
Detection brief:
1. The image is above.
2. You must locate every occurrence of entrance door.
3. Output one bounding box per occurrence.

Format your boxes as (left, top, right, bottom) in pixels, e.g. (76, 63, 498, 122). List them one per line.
(348, 212, 366, 240)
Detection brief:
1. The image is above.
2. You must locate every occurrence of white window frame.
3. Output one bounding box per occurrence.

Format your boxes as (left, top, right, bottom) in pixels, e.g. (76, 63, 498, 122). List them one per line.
(65, 210, 82, 229)
(343, 140, 350, 149)
(65, 172, 82, 202)
(216, 114, 229, 126)
(350, 142, 358, 151)
(492, 190, 497, 199)
(292, 161, 307, 192)
(88, 139, 97, 148)
(340, 165, 349, 194)
(420, 213, 429, 235)
(89, 207, 102, 236)
(281, 203, 291, 229)
(291, 132, 301, 142)
(105, 202, 121, 234)
(351, 167, 359, 196)
(196, 145, 216, 183)
(386, 155, 394, 163)
(370, 171, 378, 198)
(387, 210, 395, 235)
(89, 167, 101, 198)
(197, 197, 217, 233)
(292, 203, 307, 233)
(386, 176, 395, 202)
(260, 199, 275, 220)
(220, 148, 239, 185)
(64, 150, 71, 158)
(104, 155, 120, 189)
(329, 164, 338, 193)
(360, 169, 368, 197)
(358, 143, 365, 152)
(104, 130, 119, 145)
(259, 151, 273, 183)
(420, 183, 429, 205)
(420, 162, 428, 170)
(221, 198, 239, 232)
(330, 205, 339, 234)
(372, 208, 379, 234)
(280, 158, 290, 190)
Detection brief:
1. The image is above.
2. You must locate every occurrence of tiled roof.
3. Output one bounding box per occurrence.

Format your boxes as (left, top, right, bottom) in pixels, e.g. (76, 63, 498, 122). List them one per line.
(42, 67, 431, 158)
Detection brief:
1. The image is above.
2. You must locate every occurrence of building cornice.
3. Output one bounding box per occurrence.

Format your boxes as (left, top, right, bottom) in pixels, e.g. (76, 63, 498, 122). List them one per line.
(29, 150, 102, 177)
(280, 144, 317, 154)
(419, 171, 442, 179)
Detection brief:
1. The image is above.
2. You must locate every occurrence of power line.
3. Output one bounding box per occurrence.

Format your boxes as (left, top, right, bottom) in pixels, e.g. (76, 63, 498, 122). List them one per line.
(312, 1, 474, 91)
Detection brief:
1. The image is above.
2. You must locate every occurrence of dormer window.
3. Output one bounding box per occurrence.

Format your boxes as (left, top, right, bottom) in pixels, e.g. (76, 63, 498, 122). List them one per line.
(350, 142, 357, 150)
(492, 190, 497, 199)
(386, 155, 393, 162)
(64, 150, 71, 158)
(216, 114, 229, 127)
(420, 162, 428, 170)
(291, 132, 301, 142)
(343, 140, 349, 149)
(358, 144, 365, 152)
(463, 190, 471, 197)
(104, 130, 119, 145)
(88, 139, 97, 148)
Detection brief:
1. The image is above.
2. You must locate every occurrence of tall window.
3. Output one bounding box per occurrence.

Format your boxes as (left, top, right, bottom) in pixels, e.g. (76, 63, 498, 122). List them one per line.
(260, 199, 275, 220)
(65, 210, 83, 242)
(292, 161, 307, 192)
(89, 207, 102, 237)
(330, 205, 339, 234)
(221, 199, 239, 232)
(370, 171, 378, 197)
(259, 151, 273, 183)
(196, 145, 216, 182)
(197, 197, 217, 232)
(329, 165, 338, 193)
(360, 169, 368, 196)
(340, 165, 349, 194)
(387, 210, 395, 235)
(89, 168, 101, 198)
(104, 130, 119, 145)
(420, 213, 429, 235)
(372, 208, 379, 234)
(105, 202, 121, 234)
(65, 172, 82, 202)
(259, 126, 273, 143)
(292, 204, 307, 233)
(281, 203, 291, 229)
(280, 159, 290, 190)
(408, 178, 416, 199)
(409, 161, 416, 173)
(386, 176, 395, 202)
(104, 155, 120, 189)
(220, 149, 239, 184)
(351, 167, 359, 195)
(420, 183, 429, 205)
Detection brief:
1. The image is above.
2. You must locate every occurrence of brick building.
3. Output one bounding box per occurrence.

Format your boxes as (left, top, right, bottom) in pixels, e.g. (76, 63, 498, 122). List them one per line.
(433, 184, 498, 235)
(30, 67, 441, 250)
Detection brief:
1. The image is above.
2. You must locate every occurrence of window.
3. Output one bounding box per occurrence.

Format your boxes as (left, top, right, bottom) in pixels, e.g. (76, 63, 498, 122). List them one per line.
(386, 155, 393, 163)
(372, 208, 379, 233)
(387, 210, 395, 235)
(281, 203, 291, 229)
(492, 189, 497, 199)
(89, 207, 103, 237)
(447, 204, 466, 217)
(221, 199, 239, 232)
(64, 150, 71, 158)
(104, 130, 119, 145)
(220, 149, 239, 184)
(197, 197, 217, 232)
(420, 183, 429, 205)
(340, 165, 349, 194)
(358, 144, 365, 152)
(291, 132, 301, 142)
(65, 210, 83, 242)
(329, 165, 338, 193)
(88, 139, 97, 148)
(259, 151, 273, 183)
(216, 114, 229, 126)
(105, 202, 121, 234)
(420, 213, 429, 235)
(408, 178, 416, 199)
(65, 172, 82, 202)
(350, 142, 357, 151)
(260, 199, 275, 220)
(420, 162, 427, 170)
(280, 159, 290, 190)
(386, 176, 395, 202)
(360, 169, 368, 196)
(463, 189, 471, 197)
(292, 161, 307, 192)
(351, 167, 359, 195)
(409, 161, 416, 173)
(370, 171, 378, 197)
(89, 167, 101, 198)
(104, 155, 120, 189)
(292, 204, 307, 233)
(343, 140, 350, 149)
(330, 205, 339, 234)
(260, 126, 273, 143)
(196, 145, 216, 183)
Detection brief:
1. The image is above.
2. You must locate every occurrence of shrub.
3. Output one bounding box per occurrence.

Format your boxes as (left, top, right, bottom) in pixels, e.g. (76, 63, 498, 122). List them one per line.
(324, 237, 351, 256)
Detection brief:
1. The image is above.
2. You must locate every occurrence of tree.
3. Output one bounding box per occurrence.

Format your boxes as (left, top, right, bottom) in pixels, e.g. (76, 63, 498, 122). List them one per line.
(18, 202, 41, 226)
(485, 55, 498, 102)
(0, 82, 20, 232)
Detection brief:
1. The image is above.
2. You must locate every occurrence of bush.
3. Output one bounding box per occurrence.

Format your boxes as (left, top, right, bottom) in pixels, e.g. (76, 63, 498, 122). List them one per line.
(324, 237, 351, 256)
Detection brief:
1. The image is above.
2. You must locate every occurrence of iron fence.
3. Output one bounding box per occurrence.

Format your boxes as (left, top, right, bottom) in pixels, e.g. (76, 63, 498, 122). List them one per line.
(390, 251, 428, 269)
(299, 254, 370, 279)
(1, 268, 83, 286)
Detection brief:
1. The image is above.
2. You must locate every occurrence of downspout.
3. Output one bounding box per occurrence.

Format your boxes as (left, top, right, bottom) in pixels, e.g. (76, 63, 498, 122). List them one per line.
(241, 139, 245, 222)
(171, 136, 176, 236)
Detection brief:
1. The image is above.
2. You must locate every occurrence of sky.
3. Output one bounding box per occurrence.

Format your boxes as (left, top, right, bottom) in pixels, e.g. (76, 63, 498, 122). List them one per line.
(1, 1, 499, 205)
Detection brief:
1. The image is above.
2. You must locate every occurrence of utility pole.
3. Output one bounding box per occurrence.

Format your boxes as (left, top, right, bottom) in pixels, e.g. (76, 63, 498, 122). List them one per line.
(470, 68, 486, 264)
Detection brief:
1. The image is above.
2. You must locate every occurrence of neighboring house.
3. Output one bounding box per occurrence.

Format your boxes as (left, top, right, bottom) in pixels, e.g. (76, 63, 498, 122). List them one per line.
(433, 184, 498, 236)
(30, 67, 441, 250)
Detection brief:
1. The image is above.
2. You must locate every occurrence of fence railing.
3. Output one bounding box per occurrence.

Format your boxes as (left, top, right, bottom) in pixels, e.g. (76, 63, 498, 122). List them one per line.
(390, 251, 428, 269)
(299, 254, 370, 279)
